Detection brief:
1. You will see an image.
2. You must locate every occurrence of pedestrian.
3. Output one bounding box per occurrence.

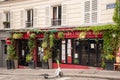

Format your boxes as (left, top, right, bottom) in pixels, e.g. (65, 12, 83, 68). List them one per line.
(39, 49, 44, 68)
(116, 47, 120, 63)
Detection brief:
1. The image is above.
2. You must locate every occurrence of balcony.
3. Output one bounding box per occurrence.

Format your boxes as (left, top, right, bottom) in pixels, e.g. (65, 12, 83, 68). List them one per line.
(51, 18, 61, 26)
(25, 20, 33, 28)
(3, 21, 10, 28)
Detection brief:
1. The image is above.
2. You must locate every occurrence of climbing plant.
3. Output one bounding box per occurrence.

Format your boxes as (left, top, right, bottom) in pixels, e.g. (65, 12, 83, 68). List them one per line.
(42, 32, 55, 62)
(113, 0, 120, 27)
(7, 38, 16, 60)
(27, 33, 36, 62)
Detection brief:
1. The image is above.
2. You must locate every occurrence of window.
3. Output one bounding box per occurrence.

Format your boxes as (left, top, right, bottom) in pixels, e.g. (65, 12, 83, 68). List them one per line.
(3, 12, 10, 28)
(84, 0, 98, 24)
(26, 9, 33, 28)
(52, 6, 61, 26)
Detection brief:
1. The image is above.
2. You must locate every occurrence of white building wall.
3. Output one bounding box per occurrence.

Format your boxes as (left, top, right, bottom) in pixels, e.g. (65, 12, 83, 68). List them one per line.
(99, 0, 116, 24)
(0, 0, 116, 29)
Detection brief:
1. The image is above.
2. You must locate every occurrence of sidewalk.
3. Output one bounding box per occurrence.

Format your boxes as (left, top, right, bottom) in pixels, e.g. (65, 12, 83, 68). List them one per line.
(0, 68, 120, 80)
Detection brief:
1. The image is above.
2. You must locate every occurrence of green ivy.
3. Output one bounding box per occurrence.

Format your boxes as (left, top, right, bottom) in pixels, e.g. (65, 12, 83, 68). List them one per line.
(28, 33, 36, 54)
(75, 24, 118, 32)
(7, 39, 16, 60)
(113, 0, 120, 26)
(42, 32, 55, 61)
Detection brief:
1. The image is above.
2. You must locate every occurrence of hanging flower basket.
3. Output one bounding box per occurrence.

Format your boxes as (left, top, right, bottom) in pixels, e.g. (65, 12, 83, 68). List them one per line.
(12, 33, 23, 39)
(29, 33, 36, 39)
(58, 32, 64, 39)
(79, 32, 86, 39)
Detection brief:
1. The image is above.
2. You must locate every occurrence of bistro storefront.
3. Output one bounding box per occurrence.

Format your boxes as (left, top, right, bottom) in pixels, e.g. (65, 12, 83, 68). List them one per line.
(6, 28, 103, 69)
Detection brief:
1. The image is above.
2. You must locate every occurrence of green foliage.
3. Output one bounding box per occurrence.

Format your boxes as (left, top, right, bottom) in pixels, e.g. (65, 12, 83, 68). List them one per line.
(105, 54, 115, 60)
(79, 32, 86, 39)
(101, 60, 106, 68)
(41, 42, 47, 49)
(113, 0, 120, 26)
(74, 59, 79, 64)
(102, 31, 118, 61)
(43, 55, 48, 62)
(6, 39, 16, 60)
(29, 33, 36, 39)
(42, 32, 55, 61)
(12, 33, 23, 39)
(28, 33, 36, 54)
(49, 33, 55, 48)
(58, 32, 64, 39)
(26, 54, 32, 63)
(76, 24, 118, 32)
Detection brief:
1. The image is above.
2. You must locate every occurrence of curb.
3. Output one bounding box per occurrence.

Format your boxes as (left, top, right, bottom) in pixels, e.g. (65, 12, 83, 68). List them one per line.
(64, 74, 120, 80)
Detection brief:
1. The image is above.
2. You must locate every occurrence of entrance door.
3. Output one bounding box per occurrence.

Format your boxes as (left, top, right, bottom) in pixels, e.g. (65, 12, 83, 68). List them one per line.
(74, 39, 103, 67)
(0, 40, 7, 67)
(18, 39, 29, 66)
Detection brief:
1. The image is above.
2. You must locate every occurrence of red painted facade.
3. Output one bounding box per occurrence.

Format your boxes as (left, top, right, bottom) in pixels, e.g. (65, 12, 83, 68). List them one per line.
(22, 30, 103, 39)
(9, 28, 103, 69)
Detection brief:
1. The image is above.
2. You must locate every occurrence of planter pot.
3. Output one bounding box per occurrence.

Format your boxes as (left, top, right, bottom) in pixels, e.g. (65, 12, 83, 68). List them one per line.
(28, 60, 35, 69)
(14, 60, 18, 69)
(6, 60, 12, 69)
(11, 60, 15, 69)
(105, 60, 114, 70)
(48, 58, 52, 69)
(42, 61, 48, 69)
(6, 60, 15, 69)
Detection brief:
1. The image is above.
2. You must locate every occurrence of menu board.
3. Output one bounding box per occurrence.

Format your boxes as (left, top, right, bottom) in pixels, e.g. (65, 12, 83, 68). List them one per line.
(61, 40, 66, 63)
(67, 39, 72, 63)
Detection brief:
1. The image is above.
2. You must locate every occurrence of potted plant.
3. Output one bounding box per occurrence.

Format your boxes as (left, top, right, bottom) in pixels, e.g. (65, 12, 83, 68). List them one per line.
(14, 56, 18, 69)
(103, 53, 115, 70)
(3, 21, 9, 25)
(41, 32, 55, 69)
(3, 21, 10, 28)
(26, 54, 35, 69)
(6, 43, 16, 69)
(26, 54, 32, 63)
(27, 33, 36, 69)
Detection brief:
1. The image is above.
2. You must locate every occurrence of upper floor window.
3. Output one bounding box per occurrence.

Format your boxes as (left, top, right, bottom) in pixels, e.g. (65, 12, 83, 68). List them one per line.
(3, 12, 10, 28)
(52, 5, 61, 26)
(26, 9, 33, 28)
(84, 0, 98, 24)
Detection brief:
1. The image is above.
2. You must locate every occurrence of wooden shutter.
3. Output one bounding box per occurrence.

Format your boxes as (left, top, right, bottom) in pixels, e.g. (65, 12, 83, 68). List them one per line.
(0, 13, 2, 28)
(33, 8, 38, 27)
(84, 0, 98, 24)
(62, 4, 67, 26)
(2, 12, 6, 28)
(45, 5, 51, 27)
(84, 0, 90, 23)
(21, 10, 25, 28)
(10, 11, 14, 28)
(91, 0, 98, 23)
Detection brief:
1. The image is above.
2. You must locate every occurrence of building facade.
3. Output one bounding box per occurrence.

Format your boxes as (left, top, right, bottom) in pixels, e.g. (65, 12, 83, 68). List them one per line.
(0, 0, 116, 68)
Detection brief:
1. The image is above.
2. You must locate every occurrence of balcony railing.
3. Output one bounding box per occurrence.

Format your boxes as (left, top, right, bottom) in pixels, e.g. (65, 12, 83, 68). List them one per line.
(25, 20, 33, 28)
(3, 21, 10, 28)
(51, 18, 61, 26)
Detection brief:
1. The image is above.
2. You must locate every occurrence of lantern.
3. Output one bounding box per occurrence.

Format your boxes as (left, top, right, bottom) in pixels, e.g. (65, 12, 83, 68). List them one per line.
(6, 38, 11, 45)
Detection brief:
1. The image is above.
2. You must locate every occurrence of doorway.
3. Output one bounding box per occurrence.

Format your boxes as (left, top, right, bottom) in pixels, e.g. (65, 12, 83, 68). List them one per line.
(74, 39, 103, 67)
(17, 39, 29, 66)
(0, 40, 7, 67)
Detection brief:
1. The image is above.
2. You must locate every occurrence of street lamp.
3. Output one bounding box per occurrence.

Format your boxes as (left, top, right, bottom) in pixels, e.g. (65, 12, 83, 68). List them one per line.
(112, 33, 116, 38)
